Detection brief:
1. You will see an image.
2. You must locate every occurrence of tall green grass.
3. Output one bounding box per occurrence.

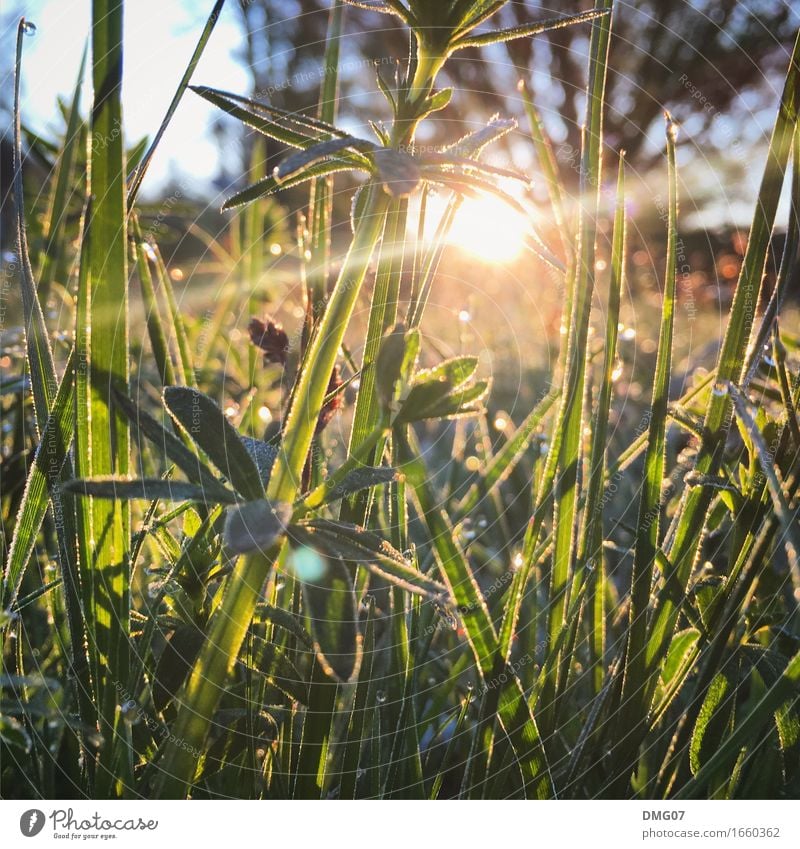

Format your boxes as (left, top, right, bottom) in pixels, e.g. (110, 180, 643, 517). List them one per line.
(2, 0, 799, 801)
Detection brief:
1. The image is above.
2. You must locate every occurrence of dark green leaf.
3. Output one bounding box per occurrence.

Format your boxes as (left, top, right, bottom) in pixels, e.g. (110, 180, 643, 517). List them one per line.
(153, 625, 205, 712)
(113, 389, 229, 500)
(163, 386, 264, 501)
(690, 670, 737, 776)
(240, 437, 278, 487)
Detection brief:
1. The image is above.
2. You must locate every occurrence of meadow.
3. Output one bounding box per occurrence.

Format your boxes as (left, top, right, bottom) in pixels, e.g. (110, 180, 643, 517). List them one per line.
(1, 0, 799, 800)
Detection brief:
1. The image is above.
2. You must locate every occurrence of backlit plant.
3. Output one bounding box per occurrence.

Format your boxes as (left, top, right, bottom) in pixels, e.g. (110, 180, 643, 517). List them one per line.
(2, 0, 799, 802)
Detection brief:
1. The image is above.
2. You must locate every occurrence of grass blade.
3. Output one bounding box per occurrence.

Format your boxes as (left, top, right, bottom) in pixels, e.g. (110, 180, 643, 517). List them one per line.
(646, 30, 800, 733)
(74, 0, 130, 796)
(540, 0, 612, 737)
(611, 117, 679, 790)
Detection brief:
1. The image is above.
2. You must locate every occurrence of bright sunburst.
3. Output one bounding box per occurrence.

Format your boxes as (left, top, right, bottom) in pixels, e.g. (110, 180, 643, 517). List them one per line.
(421, 192, 531, 263)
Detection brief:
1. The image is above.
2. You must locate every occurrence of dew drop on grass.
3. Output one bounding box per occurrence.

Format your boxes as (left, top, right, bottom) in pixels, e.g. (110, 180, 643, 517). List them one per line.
(712, 381, 729, 397)
(611, 358, 624, 382)
(22, 20, 36, 36)
(376, 690, 387, 704)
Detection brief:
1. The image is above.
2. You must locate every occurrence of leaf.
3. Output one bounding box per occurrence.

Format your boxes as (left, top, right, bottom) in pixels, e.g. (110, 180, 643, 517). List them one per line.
(424, 152, 530, 185)
(240, 437, 278, 487)
(163, 386, 264, 501)
(223, 499, 292, 555)
(422, 87, 453, 115)
(394, 377, 489, 424)
(690, 575, 725, 630)
(661, 628, 700, 688)
(452, 7, 611, 49)
(373, 147, 421, 197)
(153, 625, 205, 712)
(63, 477, 237, 504)
(222, 160, 361, 210)
(295, 547, 361, 682)
(275, 135, 377, 181)
(292, 520, 447, 600)
(113, 388, 230, 500)
(443, 117, 516, 159)
(414, 355, 479, 391)
(311, 465, 399, 506)
(690, 670, 737, 776)
(191, 85, 366, 152)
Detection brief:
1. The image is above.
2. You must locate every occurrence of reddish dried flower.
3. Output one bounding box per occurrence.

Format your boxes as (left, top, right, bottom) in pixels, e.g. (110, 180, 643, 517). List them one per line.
(316, 364, 344, 434)
(249, 317, 289, 365)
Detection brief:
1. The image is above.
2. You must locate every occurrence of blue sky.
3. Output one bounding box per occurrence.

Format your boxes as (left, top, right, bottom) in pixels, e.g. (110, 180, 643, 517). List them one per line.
(7, 0, 250, 197)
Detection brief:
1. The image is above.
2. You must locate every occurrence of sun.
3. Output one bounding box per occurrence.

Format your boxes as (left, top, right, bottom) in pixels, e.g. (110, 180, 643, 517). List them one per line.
(421, 191, 531, 263)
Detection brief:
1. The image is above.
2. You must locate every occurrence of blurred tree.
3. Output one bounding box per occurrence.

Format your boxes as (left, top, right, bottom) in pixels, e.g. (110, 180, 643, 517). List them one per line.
(220, 0, 796, 185)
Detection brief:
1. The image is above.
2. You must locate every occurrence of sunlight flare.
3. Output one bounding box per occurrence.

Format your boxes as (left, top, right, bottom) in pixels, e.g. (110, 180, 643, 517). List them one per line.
(447, 194, 530, 262)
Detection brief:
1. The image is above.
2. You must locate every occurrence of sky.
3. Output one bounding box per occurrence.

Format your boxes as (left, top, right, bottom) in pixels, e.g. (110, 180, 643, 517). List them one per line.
(4, 0, 250, 197)
(2, 1, 793, 229)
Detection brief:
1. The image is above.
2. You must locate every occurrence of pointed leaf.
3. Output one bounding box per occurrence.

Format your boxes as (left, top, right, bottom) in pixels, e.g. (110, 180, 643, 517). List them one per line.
(113, 388, 229, 499)
(222, 160, 361, 210)
(292, 520, 447, 600)
(63, 476, 237, 504)
(163, 386, 264, 500)
(275, 136, 377, 182)
(240, 437, 278, 487)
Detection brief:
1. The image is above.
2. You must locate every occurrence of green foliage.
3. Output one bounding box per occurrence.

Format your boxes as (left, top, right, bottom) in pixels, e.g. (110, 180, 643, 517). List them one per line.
(2, 0, 799, 803)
